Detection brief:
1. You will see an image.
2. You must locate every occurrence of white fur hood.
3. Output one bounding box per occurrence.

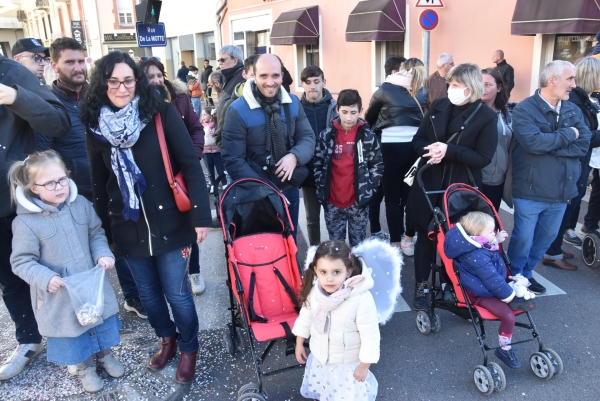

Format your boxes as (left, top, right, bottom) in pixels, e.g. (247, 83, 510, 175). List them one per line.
(15, 179, 78, 214)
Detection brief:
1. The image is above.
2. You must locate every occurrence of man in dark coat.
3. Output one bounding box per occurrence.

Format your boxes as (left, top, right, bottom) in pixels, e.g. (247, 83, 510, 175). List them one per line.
(0, 54, 70, 381)
(176, 61, 189, 82)
(492, 50, 515, 98)
(507, 60, 590, 294)
(36, 38, 93, 200)
(221, 54, 315, 239)
(200, 59, 213, 95)
(218, 45, 244, 97)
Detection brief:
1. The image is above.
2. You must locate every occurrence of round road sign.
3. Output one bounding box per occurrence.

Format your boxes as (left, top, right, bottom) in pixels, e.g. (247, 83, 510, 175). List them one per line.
(419, 9, 439, 31)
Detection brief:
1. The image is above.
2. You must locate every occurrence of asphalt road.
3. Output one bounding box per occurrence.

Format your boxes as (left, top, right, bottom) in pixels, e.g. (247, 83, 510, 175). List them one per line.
(1, 192, 599, 401)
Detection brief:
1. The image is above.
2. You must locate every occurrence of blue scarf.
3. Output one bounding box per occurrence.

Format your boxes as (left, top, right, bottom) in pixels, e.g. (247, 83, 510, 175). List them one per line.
(92, 96, 148, 221)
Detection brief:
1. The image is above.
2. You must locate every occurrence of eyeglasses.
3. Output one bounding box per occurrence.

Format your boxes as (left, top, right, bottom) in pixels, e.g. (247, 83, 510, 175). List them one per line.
(34, 176, 69, 191)
(217, 57, 230, 63)
(20, 54, 50, 64)
(140, 56, 161, 62)
(106, 78, 138, 89)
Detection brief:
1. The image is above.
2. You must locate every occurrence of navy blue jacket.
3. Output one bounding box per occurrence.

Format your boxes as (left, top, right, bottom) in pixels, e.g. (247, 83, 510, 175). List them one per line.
(177, 65, 189, 83)
(300, 89, 338, 187)
(444, 223, 513, 300)
(511, 90, 591, 204)
(221, 80, 316, 188)
(37, 80, 92, 200)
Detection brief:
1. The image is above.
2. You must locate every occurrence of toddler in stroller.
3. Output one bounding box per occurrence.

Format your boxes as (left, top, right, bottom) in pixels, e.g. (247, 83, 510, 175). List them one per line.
(444, 211, 536, 369)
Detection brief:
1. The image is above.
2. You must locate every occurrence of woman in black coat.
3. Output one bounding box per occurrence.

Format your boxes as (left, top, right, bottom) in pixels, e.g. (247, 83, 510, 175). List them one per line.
(406, 63, 498, 310)
(81, 52, 212, 383)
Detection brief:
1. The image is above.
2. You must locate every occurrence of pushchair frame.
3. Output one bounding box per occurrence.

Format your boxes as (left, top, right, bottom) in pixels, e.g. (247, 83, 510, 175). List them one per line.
(218, 178, 304, 400)
(414, 163, 563, 394)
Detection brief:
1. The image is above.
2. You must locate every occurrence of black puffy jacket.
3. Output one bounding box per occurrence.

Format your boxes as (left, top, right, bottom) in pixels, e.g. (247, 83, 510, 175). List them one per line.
(365, 83, 428, 133)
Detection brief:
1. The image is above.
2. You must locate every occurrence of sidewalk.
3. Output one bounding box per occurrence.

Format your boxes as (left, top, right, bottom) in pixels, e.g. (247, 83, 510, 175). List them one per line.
(0, 223, 252, 401)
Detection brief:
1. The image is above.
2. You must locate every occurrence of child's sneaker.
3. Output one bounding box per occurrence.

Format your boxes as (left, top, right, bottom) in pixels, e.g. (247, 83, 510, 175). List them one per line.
(97, 351, 124, 378)
(72, 366, 103, 393)
(494, 347, 521, 369)
(509, 297, 536, 311)
(401, 239, 415, 256)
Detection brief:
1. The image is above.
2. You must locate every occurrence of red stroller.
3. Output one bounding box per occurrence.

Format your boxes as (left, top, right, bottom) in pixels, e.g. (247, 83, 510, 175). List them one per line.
(414, 164, 563, 395)
(219, 178, 303, 401)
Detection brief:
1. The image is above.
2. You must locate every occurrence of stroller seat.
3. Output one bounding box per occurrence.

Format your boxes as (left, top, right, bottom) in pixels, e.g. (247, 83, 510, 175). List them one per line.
(472, 305, 524, 321)
(231, 233, 301, 342)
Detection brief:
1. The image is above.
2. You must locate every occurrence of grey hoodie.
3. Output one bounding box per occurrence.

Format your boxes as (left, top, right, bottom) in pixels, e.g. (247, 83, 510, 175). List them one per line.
(10, 181, 118, 338)
(482, 110, 513, 186)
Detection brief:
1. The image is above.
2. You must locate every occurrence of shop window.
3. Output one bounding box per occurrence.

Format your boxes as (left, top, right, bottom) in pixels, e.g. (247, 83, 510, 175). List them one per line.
(246, 30, 269, 55)
(374, 41, 404, 87)
(295, 43, 320, 86)
(203, 32, 216, 61)
(553, 35, 594, 63)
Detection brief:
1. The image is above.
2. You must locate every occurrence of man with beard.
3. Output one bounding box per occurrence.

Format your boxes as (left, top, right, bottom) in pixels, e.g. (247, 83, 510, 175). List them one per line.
(36, 38, 93, 200)
(221, 54, 315, 239)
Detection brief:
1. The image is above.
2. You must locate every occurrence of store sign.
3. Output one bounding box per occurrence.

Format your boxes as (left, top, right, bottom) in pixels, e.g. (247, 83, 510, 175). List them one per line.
(553, 35, 594, 63)
(136, 22, 167, 47)
(71, 21, 84, 46)
(104, 33, 136, 43)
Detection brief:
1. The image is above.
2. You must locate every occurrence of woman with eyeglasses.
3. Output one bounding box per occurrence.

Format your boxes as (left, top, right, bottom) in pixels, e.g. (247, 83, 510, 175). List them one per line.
(138, 57, 207, 296)
(80, 52, 212, 383)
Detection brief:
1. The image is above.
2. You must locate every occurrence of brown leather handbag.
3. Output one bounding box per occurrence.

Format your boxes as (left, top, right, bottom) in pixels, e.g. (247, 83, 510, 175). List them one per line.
(155, 113, 191, 212)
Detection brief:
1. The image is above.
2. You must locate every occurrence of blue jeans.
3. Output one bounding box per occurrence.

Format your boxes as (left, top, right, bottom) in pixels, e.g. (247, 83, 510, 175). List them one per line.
(123, 246, 199, 353)
(204, 153, 226, 188)
(282, 186, 300, 241)
(191, 97, 201, 117)
(507, 198, 567, 279)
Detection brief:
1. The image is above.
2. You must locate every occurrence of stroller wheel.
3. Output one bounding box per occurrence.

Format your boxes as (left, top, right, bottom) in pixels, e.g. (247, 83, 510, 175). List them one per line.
(541, 348, 563, 377)
(223, 332, 235, 356)
(487, 362, 506, 392)
(582, 234, 600, 268)
(236, 327, 248, 352)
(415, 311, 432, 335)
(237, 391, 266, 401)
(237, 382, 260, 398)
(529, 352, 554, 380)
(473, 365, 495, 395)
(431, 313, 441, 332)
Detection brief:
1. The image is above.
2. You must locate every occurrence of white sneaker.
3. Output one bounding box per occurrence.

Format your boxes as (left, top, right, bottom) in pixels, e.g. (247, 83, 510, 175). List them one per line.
(190, 273, 206, 295)
(0, 343, 44, 380)
(401, 239, 415, 257)
(98, 351, 124, 378)
(74, 366, 103, 393)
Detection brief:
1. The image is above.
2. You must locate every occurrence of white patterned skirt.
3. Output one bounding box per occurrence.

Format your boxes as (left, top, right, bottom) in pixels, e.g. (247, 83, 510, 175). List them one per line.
(300, 354, 378, 400)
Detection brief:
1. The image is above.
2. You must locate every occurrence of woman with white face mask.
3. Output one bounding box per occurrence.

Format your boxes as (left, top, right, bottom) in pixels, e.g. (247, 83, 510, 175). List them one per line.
(405, 63, 499, 311)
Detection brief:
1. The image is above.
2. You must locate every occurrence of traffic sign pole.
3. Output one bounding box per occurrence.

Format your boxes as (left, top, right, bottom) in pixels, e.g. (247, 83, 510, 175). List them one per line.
(423, 30, 430, 77)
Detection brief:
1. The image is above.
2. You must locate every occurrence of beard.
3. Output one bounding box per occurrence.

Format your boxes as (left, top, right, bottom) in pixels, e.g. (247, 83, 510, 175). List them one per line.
(57, 67, 87, 89)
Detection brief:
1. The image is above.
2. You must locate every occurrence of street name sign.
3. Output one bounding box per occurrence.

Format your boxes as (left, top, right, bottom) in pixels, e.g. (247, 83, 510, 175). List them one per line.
(136, 22, 167, 47)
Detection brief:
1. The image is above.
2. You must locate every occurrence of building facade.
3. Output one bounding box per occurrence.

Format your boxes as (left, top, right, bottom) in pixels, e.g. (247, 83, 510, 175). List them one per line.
(0, 0, 25, 57)
(217, 0, 600, 102)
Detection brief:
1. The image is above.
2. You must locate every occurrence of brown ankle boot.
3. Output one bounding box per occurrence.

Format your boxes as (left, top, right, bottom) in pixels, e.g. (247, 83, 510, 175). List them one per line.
(175, 350, 198, 383)
(149, 336, 177, 371)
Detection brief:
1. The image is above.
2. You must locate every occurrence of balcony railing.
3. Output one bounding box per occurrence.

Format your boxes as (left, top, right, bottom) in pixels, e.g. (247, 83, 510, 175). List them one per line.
(35, 0, 50, 10)
(17, 10, 27, 22)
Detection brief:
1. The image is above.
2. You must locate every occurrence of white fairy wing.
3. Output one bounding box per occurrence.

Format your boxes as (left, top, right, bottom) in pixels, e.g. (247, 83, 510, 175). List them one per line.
(353, 238, 403, 325)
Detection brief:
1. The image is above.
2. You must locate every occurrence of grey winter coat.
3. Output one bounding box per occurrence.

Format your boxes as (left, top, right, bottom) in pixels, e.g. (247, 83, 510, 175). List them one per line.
(511, 90, 591, 204)
(482, 110, 513, 186)
(10, 181, 119, 338)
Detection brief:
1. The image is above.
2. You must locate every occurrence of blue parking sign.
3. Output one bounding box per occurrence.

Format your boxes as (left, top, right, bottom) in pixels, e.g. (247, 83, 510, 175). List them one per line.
(136, 22, 167, 47)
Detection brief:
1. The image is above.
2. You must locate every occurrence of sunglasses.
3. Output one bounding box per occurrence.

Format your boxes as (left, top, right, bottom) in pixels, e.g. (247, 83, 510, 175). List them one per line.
(217, 57, 230, 63)
(20, 54, 50, 64)
(140, 56, 161, 62)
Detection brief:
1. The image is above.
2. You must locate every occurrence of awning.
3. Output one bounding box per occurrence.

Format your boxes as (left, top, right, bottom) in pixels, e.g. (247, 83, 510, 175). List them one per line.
(270, 6, 319, 45)
(345, 0, 406, 42)
(511, 0, 600, 35)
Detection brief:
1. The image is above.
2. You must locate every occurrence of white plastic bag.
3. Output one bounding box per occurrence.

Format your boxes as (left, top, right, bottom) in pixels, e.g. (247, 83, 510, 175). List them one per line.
(64, 265, 105, 326)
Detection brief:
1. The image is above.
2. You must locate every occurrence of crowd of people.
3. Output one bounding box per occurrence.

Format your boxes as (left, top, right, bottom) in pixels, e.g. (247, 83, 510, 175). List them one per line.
(0, 32, 599, 399)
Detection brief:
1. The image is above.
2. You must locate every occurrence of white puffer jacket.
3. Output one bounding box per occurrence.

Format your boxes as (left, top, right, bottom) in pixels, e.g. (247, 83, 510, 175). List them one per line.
(292, 262, 380, 365)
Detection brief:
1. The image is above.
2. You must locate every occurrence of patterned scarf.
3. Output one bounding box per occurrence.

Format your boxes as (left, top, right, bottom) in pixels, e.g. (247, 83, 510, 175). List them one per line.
(92, 96, 148, 221)
(251, 82, 287, 166)
(312, 275, 366, 334)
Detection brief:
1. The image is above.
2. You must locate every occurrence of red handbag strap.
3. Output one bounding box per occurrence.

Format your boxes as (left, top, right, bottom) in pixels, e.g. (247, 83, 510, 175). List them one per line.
(155, 113, 175, 188)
